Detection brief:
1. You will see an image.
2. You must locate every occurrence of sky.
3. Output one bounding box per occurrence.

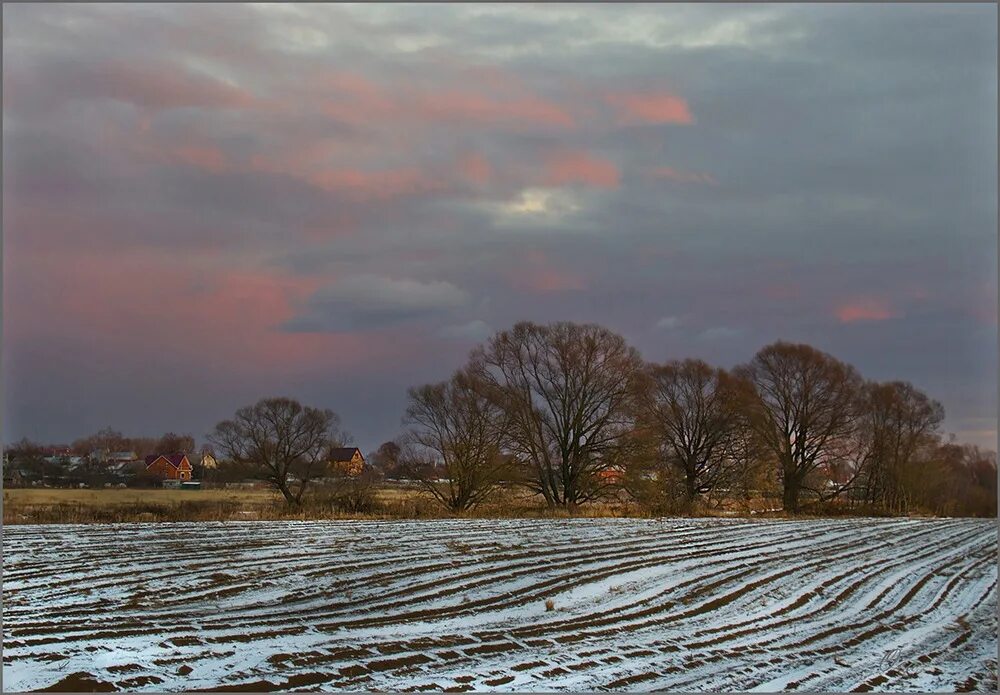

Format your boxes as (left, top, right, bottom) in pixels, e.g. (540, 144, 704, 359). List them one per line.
(2, 3, 997, 453)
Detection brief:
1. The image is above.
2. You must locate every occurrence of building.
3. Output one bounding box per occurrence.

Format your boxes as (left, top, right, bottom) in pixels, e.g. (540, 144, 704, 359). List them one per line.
(144, 453, 194, 481)
(330, 447, 365, 477)
(42, 446, 74, 464)
(111, 460, 148, 483)
(597, 467, 625, 484)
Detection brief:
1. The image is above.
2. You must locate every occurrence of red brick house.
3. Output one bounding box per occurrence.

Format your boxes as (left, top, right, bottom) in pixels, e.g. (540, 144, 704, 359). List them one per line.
(144, 453, 193, 481)
(330, 447, 365, 477)
(597, 467, 625, 484)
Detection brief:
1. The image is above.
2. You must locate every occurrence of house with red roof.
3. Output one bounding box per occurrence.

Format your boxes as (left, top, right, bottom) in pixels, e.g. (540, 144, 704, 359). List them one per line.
(330, 447, 365, 477)
(144, 453, 193, 481)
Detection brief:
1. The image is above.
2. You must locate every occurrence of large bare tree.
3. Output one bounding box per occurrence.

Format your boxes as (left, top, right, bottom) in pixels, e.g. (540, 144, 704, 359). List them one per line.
(209, 397, 344, 505)
(469, 321, 644, 508)
(856, 380, 944, 513)
(404, 369, 511, 513)
(735, 342, 863, 513)
(633, 359, 743, 502)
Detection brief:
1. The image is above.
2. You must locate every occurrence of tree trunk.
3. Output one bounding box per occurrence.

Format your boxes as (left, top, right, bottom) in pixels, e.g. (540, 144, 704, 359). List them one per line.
(685, 469, 698, 500)
(276, 480, 298, 505)
(293, 479, 309, 505)
(782, 477, 800, 513)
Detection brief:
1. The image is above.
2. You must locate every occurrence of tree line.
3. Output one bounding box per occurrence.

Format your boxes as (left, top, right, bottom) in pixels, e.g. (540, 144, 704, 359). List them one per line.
(394, 321, 995, 517)
(13, 320, 990, 519)
(4, 429, 207, 487)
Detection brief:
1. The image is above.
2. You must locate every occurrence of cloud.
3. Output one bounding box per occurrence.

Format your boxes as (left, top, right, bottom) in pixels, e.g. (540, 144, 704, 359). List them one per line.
(543, 150, 620, 188)
(3, 2, 995, 452)
(649, 166, 717, 185)
(11, 58, 266, 116)
(697, 326, 742, 341)
(606, 90, 694, 125)
(487, 187, 584, 226)
(456, 152, 493, 185)
(655, 316, 681, 330)
(440, 319, 493, 341)
(413, 89, 575, 130)
(835, 298, 896, 323)
(285, 275, 471, 331)
(506, 250, 586, 293)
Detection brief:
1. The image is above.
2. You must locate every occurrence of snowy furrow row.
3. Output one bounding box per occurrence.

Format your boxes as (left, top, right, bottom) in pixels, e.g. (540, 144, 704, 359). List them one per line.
(2, 517, 996, 692)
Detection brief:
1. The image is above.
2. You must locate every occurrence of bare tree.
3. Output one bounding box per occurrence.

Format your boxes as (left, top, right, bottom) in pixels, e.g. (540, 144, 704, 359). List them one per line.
(735, 342, 863, 513)
(155, 432, 196, 454)
(719, 411, 778, 511)
(404, 369, 510, 513)
(470, 321, 644, 508)
(209, 397, 344, 505)
(368, 440, 403, 479)
(633, 359, 743, 503)
(71, 427, 127, 461)
(856, 380, 944, 513)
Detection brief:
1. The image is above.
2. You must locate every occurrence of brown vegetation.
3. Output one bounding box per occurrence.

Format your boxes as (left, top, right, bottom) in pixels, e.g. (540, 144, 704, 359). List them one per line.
(469, 321, 644, 508)
(399, 322, 995, 518)
(209, 397, 346, 505)
(403, 368, 513, 513)
(6, 321, 994, 521)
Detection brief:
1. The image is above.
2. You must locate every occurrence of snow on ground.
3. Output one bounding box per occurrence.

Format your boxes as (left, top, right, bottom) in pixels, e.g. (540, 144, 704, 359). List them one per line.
(2, 517, 997, 692)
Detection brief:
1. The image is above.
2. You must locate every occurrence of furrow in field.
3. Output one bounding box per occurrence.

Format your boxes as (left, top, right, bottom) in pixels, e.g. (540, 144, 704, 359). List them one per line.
(681, 521, 991, 653)
(1, 520, 812, 644)
(761, 528, 995, 654)
(680, 520, 969, 649)
(167, 521, 926, 681)
(2, 518, 995, 694)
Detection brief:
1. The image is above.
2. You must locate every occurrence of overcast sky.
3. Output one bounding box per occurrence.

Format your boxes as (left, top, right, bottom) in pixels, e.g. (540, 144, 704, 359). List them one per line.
(3, 3, 997, 453)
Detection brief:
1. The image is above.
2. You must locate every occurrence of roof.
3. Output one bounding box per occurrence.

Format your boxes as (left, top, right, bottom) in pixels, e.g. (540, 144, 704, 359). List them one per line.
(114, 460, 148, 474)
(42, 447, 72, 456)
(329, 447, 362, 462)
(144, 453, 189, 469)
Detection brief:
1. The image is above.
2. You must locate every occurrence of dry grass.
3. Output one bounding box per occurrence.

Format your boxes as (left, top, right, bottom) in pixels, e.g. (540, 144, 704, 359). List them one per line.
(6, 488, 278, 507)
(2, 485, 780, 525)
(3, 488, 278, 525)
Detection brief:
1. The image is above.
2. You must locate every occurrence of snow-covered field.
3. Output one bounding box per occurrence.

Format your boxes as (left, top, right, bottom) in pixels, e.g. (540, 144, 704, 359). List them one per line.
(2, 518, 997, 692)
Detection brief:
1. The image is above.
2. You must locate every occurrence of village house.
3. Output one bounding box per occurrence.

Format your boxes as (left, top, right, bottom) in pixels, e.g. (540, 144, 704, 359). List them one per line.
(597, 467, 626, 485)
(42, 447, 77, 465)
(144, 453, 194, 482)
(330, 447, 365, 477)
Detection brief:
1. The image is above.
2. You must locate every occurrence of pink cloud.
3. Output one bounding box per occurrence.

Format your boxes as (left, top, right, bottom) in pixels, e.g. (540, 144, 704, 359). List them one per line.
(4, 247, 402, 376)
(414, 91, 575, 129)
(310, 67, 575, 131)
(762, 283, 799, 300)
(543, 150, 620, 188)
(301, 167, 447, 201)
(88, 61, 587, 203)
(607, 91, 694, 125)
(649, 166, 716, 185)
(510, 250, 586, 293)
(317, 72, 397, 124)
(456, 152, 494, 185)
(835, 298, 896, 323)
(526, 269, 586, 293)
(171, 145, 230, 174)
(92, 61, 263, 112)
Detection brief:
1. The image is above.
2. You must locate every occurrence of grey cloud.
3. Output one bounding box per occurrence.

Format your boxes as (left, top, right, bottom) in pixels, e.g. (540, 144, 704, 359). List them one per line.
(284, 276, 471, 332)
(440, 320, 494, 342)
(2, 2, 994, 451)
